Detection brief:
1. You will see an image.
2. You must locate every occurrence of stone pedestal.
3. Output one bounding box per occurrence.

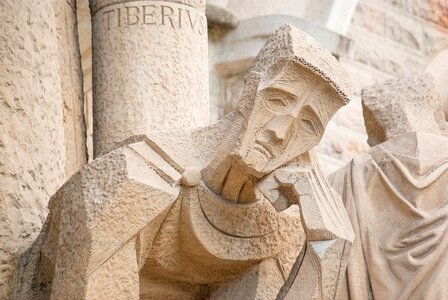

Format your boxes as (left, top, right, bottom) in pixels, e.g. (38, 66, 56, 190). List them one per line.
(91, 0, 209, 157)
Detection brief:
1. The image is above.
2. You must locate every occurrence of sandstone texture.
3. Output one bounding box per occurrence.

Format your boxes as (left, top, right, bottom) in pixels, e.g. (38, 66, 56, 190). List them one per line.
(2, 0, 448, 298)
(25, 25, 354, 299)
(332, 73, 448, 299)
(91, 0, 209, 156)
(426, 49, 448, 119)
(53, 0, 87, 175)
(320, 0, 448, 173)
(0, 0, 85, 298)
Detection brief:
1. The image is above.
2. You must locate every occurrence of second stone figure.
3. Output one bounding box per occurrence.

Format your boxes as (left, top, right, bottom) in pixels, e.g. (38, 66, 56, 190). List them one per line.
(332, 73, 448, 300)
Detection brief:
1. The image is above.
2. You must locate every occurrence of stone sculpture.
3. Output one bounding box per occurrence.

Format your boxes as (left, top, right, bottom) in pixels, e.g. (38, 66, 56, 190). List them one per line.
(24, 25, 354, 299)
(330, 73, 448, 300)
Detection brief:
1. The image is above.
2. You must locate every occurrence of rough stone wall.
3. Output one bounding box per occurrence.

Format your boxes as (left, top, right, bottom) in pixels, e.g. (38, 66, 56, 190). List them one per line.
(0, 0, 85, 297)
(317, 0, 448, 173)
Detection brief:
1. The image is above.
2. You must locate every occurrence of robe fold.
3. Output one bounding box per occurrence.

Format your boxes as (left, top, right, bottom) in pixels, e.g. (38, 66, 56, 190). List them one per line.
(330, 132, 448, 300)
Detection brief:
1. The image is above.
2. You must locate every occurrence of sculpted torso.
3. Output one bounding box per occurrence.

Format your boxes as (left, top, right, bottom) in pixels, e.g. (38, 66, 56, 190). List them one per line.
(332, 74, 448, 300)
(22, 25, 354, 300)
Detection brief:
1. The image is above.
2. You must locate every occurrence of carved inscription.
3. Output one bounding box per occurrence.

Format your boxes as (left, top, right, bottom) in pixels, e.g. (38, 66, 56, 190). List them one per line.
(102, 2, 206, 35)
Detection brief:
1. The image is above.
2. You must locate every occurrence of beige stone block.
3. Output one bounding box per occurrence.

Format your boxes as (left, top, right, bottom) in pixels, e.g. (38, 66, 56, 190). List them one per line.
(0, 0, 68, 297)
(352, 0, 424, 50)
(352, 0, 448, 57)
(426, 48, 448, 120)
(52, 0, 87, 175)
(381, 0, 448, 28)
(422, 23, 448, 56)
(226, 0, 357, 35)
(339, 58, 394, 95)
(349, 26, 428, 76)
(91, 0, 206, 13)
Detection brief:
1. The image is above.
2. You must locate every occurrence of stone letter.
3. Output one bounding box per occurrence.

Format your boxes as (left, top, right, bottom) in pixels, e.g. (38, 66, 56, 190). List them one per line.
(161, 5, 175, 29)
(142, 4, 157, 25)
(103, 9, 115, 30)
(126, 6, 140, 26)
(186, 8, 199, 33)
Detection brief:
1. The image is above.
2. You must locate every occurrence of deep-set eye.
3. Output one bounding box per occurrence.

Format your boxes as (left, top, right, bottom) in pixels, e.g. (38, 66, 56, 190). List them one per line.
(261, 88, 296, 112)
(268, 97, 287, 108)
(264, 96, 289, 112)
(301, 119, 316, 134)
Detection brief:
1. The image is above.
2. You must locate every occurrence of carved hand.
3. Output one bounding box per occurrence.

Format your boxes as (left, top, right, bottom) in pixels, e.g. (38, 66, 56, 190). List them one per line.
(257, 167, 310, 212)
(258, 166, 354, 299)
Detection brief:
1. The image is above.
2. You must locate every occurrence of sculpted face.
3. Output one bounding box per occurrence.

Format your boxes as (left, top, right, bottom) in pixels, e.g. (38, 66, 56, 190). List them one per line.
(235, 63, 342, 177)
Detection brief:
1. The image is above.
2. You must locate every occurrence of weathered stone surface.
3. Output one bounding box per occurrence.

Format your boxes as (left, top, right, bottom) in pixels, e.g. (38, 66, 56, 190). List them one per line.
(0, 0, 76, 298)
(422, 24, 448, 56)
(225, 0, 358, 35)
(90, 0, 206, 14)
(28, 25, 354, 299)
(331, 73, 448, 299)
(312, 0, 448, 172)
(91, 0, 209, 156)
(362, 73, 447, 146)
(208, 15, 354, 122)
(52, 0, 87, 175)
(338, 58, 394, 96)
(351, 1, 424, 50)
(382, 0, 448, 28)
(74, 0, 448, 173)
(352, 0, 448, 57)
(349, 26, 428, 76)
(77, 0, 94, 160)
(426, 48, 448, 120)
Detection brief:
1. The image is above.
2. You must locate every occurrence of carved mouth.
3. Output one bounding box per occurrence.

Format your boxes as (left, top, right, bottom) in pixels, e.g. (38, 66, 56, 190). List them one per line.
(254, 141, 274, 158)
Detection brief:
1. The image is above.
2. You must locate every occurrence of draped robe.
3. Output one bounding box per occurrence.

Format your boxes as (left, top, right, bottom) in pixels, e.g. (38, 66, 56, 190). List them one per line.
(330, 132, 448, 300)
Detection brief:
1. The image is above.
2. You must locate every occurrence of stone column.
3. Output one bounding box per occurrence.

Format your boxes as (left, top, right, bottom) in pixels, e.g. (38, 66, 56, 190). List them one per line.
(91, 0, 209, 156)
(52, 0, 87, 175)
(0, 0, 75, 297)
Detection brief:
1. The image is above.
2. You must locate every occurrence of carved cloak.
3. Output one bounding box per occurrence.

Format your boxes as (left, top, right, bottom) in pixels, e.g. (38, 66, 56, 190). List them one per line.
(330, 132, 448, 300)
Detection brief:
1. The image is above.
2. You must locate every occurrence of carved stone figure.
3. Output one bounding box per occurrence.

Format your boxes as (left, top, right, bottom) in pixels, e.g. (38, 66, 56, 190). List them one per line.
(25, 25, 354, 300)
(330, 74, 448, 300)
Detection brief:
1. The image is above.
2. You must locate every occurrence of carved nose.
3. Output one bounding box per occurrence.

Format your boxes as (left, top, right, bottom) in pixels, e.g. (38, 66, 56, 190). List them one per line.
(265, 115, 295, 143)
